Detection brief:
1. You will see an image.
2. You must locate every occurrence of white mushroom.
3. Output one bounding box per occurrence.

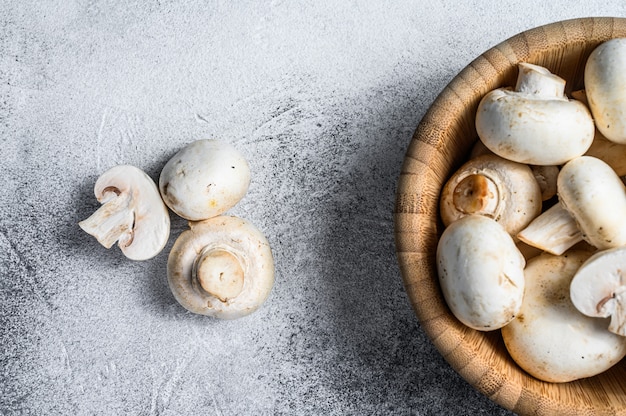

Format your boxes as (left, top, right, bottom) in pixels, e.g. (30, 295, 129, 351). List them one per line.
(439, 154, 542, 237)
(517, 156, 626, 255)
(167, 215, 274, 319)
(476, 62, 595, 165)
(436, 214, 525, 331)
(585, 38, 626, 144)
(570, 246, 626, 336)
(502, 251, 626, 383)
(159, 139, 251, 221)
(79, 165, 170, 261)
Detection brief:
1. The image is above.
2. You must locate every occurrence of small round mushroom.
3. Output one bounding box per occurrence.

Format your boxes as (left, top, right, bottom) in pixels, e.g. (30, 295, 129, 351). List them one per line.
(159, 139, 251, 221)
(585, 38, 626, 144)
(502, 251, 626, 383)
(167, 215, 274, 319)
(476, 62, 595, 165)
(439, 154, 542, 237)
(436, 214, 525, 331)
(78, 165, 170, 261)
(570, 246, 626, 336)
(517, 156, 626, 255)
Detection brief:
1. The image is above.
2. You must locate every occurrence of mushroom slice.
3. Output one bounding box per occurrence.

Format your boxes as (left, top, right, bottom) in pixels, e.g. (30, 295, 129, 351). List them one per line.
(570, 246, 626, 336)
(502, 251, 626, 383)
(436, 214, 525, 331)
(159, 139, 251, 221)
(167, 215, 274, 319)
(476, 62, 594, 165)
(79, 165, 170, 261)
(439, 154, 542, 237)
(585, 38, 626, 144)
(518, 156, 626, 255)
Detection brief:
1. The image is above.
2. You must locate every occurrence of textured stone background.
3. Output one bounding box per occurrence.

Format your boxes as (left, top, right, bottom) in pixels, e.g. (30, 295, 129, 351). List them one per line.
(2, 2, 626, 415)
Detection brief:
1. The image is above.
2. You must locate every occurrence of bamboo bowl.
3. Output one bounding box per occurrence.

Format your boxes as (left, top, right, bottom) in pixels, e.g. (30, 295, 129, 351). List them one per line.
(395, 17, 626, 415)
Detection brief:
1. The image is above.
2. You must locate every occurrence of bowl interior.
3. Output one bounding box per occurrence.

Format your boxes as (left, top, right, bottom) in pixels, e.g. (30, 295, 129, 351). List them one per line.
(395, 17, 626, 415)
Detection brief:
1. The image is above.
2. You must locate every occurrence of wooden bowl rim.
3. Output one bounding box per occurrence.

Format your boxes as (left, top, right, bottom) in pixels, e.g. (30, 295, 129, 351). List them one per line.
(395, 16, 626, 415)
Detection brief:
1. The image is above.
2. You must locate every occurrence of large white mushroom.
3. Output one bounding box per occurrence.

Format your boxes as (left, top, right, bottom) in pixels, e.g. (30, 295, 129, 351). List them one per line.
(585, 38, 626, 144)
(476, 62, 595, 165)
(159, 139, 251, 221)
(167, 215, 274, 319)
(79, 165, 170, 261)
(502, 251, 626, 383)
(517, 156, 626, 255)
(439, 154, 542, 237)
(436, 214, 525, 331)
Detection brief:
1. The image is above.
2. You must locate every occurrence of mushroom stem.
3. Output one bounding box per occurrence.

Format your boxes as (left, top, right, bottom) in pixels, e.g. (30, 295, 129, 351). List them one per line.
(606, 287, 626, 336)
(194, 247, 245, 302)
(452, 174, 499, 215)
(516, 203, 582, 255)
(79, 191, 135, 249)
(515, 62, 566, 98)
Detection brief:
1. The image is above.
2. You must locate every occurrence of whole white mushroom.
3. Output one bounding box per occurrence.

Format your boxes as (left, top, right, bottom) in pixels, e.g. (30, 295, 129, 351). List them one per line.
(585, 38, 626, 144)
(436, 214, 525, 331)
(167, 215, 274, 319)
(502, 251, 626, 383)
(159, 139, 251, 221)
(476, 63, 594, 165)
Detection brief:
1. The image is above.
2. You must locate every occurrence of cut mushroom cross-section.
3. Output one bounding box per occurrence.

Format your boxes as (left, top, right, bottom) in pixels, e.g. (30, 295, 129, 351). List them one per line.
(167, 215, 274, 319)
(571, 246, 626, 337)
(79, 165, 170, 261)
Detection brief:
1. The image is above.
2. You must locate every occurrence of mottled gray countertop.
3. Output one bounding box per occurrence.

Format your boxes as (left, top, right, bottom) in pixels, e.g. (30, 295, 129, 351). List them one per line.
(2, 1, 626, 415)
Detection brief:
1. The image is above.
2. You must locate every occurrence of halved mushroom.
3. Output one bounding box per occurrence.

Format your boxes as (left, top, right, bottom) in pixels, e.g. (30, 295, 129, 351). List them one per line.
(517, 156, 626, 255)
(570, 246, 626, 336)
(159, 139, 251, 221)
(167, 215, 274, 319)
(437, 214, 525, 331)
(585, 38, 626, 144)
(476, 62, 595, 165)
(439, 154, 542, 237)
(502, 251, 626, 383)
(79, 165, 170, 261)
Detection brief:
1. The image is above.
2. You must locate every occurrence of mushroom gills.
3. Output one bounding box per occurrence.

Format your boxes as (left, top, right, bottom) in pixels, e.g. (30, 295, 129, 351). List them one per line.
(570, 246, 626, 336)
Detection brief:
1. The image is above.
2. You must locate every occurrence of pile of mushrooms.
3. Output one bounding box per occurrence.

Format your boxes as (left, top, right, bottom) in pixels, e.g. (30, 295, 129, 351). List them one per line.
(80, 139, 274, 319)
(436, 38, 626, 382)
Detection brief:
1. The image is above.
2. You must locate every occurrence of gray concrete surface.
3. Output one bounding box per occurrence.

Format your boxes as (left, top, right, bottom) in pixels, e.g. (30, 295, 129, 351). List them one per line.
(2, 1, 625, 415)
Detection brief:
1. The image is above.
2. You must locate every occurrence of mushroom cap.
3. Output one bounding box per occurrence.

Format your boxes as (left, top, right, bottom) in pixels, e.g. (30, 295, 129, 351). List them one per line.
(476, 64, 594, 165)
(439, 154, 542, 236)
(79, 165, 170, 261)
(585, 38, 626, 144)
(436, 214, 525, 331)
(558, 156, 626, 250)
(159, 140, 251, 221)
(167, 215, 274, 319)
(570, 246, 626, 335)
(502, 251, 626, 383)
